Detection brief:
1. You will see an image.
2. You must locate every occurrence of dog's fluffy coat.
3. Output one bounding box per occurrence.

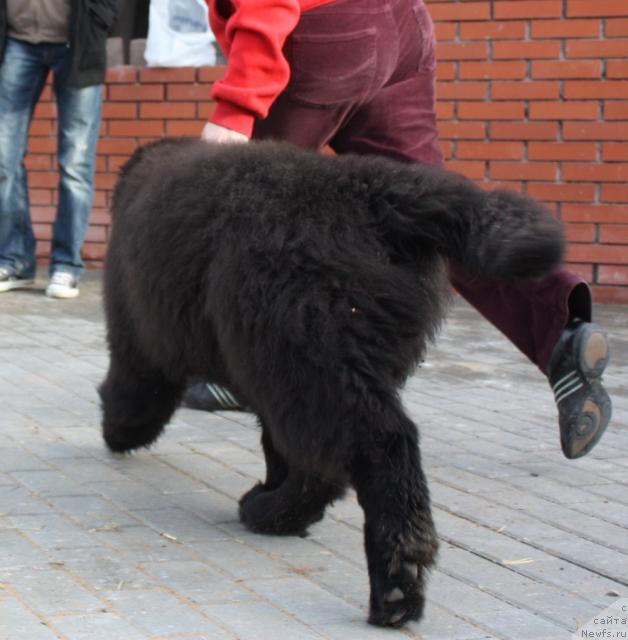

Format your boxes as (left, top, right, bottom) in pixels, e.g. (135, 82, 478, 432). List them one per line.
(101, 138, 564, 627)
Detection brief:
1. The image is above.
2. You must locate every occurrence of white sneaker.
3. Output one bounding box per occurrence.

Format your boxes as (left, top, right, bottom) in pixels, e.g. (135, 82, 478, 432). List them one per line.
(46, 271, 79, 299)
(0, 266, 34, 292)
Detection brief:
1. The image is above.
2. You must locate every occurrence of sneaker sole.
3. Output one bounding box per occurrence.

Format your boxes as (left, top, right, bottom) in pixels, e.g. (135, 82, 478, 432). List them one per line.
(46, 285, 79, 299)
(0, 278, 34, 293)
(562, 382, 612, 459)
(575, 323, 609, 379)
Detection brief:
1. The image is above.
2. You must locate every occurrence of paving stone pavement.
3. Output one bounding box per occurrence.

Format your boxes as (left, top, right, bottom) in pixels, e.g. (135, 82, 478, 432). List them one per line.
(0, 272, 627, 640)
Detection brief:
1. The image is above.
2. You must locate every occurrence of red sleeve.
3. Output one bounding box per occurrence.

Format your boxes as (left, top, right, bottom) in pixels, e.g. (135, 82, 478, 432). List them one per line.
(207, 0, 301, 137)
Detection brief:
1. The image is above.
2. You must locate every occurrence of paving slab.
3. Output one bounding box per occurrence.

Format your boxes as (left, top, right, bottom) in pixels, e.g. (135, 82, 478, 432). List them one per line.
(0, 272, 626, 639)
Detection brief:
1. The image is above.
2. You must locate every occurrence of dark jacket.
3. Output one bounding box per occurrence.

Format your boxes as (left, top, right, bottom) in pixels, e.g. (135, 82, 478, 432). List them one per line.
(0, 0, 119, 87)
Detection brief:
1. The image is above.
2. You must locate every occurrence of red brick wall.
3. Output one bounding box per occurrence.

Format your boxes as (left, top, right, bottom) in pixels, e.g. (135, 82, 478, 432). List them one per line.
(427, 0, 628, 303)
(29, 0, 628, 303)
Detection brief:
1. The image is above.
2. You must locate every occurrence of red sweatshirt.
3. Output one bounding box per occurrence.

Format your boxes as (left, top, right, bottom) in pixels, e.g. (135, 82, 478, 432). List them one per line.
(206, 0, 335, 137)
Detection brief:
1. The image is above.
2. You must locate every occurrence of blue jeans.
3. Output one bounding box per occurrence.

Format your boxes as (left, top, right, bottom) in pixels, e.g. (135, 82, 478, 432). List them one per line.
(0, 38, 103, 279)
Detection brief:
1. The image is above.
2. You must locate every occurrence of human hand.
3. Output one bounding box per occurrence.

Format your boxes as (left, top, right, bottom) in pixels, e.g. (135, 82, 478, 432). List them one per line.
(200, 121, 249, 144)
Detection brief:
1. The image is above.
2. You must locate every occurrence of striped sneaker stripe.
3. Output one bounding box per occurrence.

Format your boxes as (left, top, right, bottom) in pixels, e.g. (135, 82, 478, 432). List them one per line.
(206, 383, 239, 409)
(552, 370, 585, 405)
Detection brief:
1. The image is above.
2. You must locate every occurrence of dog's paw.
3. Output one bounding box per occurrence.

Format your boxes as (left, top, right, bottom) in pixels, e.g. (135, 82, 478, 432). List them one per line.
(365, 523, 438, 628)
(238, 482, 324, 537)
(368, 560, 425, 627)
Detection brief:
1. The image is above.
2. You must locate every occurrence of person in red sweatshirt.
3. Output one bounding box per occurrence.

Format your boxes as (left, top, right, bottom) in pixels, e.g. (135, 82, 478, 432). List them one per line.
(183, 0, 612, 460)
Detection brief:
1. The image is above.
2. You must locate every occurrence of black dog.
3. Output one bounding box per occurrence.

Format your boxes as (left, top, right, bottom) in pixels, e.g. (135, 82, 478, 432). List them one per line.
(100, 138, 564, 628)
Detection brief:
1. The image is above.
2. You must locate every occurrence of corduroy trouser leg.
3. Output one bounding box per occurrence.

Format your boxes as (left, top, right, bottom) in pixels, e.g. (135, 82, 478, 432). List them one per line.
(253, 0, 587, 373)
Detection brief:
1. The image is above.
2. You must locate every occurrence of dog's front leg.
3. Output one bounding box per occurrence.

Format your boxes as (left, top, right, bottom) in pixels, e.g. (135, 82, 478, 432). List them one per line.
(351, 411, 438, 628)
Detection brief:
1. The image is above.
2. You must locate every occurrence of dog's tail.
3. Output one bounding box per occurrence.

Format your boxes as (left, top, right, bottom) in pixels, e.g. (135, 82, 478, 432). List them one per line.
(371, 163, 565, 279)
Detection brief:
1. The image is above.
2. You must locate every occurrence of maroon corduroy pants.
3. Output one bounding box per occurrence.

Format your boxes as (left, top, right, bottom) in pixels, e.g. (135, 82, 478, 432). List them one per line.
(252, 0, 587, 372)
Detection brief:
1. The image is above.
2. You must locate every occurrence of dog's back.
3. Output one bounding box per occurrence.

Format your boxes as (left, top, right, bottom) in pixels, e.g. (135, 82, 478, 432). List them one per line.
(107, 139, 563, 394)
(107, 141, 443, 394)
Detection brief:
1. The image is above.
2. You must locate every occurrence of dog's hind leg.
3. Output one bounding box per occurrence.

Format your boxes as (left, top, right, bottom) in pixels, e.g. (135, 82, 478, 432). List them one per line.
(239, 426, 345, 536)
(99, 346, 184, 453)
(351, 406, 438, 628)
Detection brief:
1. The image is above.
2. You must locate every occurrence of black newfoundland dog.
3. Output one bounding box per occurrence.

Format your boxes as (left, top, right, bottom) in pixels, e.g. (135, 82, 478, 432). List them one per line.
(100, 138, 564, 628)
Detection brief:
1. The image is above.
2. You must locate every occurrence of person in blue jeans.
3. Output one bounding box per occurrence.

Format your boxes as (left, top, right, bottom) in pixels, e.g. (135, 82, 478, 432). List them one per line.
(0, 0, 119, 298)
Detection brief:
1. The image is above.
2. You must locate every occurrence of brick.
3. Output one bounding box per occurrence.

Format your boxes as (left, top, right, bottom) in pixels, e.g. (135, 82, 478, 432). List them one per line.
(197, 102, 218, 119)
(28, 172, 58, 188)
(25, 155, 53, 171)
(140, 102, 197, 119)
(437, 62, 456, 80)
(457, 141, 524, 159)
(93, 173, 118, 190)
(603, 143, 628, 161)
(109, 84, 164, 101)
(493, 41, 561, 59)
(446, 160, 487, 179)
(564, 81, 628, 100)
(165, 121, 207, 136)
(458, 102, 525, 120)
(531, 18, 600, 38)
(97, 144, 136, 164)
(566, 38, 628, 57)
(105, 66, 137, 83)
(494, 1, 562, 20)
(564, 222, 596, 242)
(490, 121, 559, 140)
(600, 224, 628, 243)
(107, 155, 132, 172)
(108, 120, 164, 137)
(31, 206, 57, 224)
(437, 81, 488, 99)
(607, 61, 628, 78)
(167, 83, 212, 101)
(531, 60, 602, 79)
(530, 142, 597, 160)
(567, 243, 628, 263)
(563, 204, 628, 222)
(460, 21, 527, 40)
(197, 66, 226, 82)
(29, 120, 55, 136)
(492, 81, 560, 100)
(564, 122, 628, 140)
(563, 162, 628, 182)
(29, 189, 53, 205)
(528, 181, 596, 201)
(81, 242, 107, 261)
(33, 102, 57, 119)
(438, 121, 487, 139)
(437, 41, 489, 60)
(139, 67, 197, 83)
(437, 101, 455, 119)
(28, 138, 56, 153)
(602, 183, 628, 202)
(605, 102, 628, 120)
(459, 61, 527, 79)
(598, 265, 628, 285)
(440, 140, 453, 160)
(435, 22, 457, 40)
(606, 18, 628, 37)
(568, 0, 628, 17)
(428, 2, 491, 22)
(530, 101, 599, 120)
(490, 161, 557, 180)
(101, 102, 137, 119)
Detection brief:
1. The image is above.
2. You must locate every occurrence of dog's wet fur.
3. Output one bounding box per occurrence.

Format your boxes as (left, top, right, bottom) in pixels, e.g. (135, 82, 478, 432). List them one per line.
(100, 138, 564, 627)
